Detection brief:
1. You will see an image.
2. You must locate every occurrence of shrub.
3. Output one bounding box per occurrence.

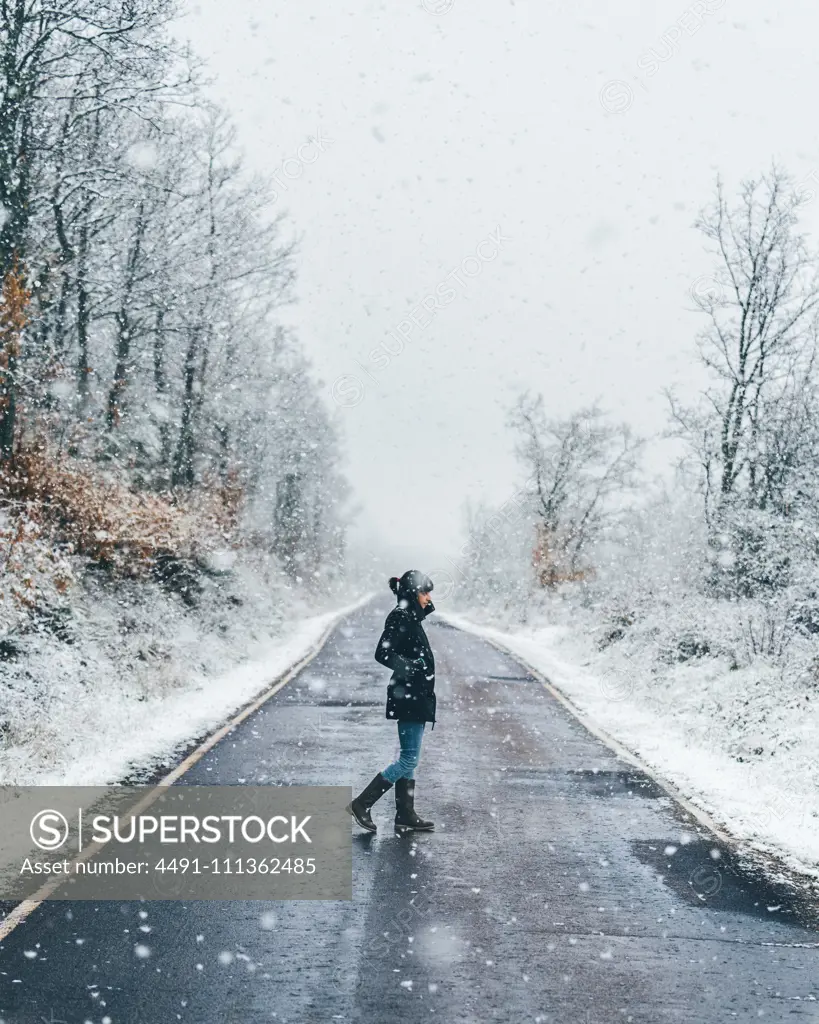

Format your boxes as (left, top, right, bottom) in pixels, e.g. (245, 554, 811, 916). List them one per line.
(0, 445, 242, 581)
(0, 505, 74, 636)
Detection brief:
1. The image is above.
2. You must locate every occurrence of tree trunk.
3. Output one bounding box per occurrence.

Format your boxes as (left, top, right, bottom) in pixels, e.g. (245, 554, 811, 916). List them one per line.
(106, 201, 146, 428)
(171, 328, 200, 488)
(76, 220, 91, 404)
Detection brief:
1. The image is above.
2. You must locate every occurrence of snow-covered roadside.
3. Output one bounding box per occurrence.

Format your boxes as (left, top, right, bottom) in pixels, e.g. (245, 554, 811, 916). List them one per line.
(57, 594, 372, 787)
(441, 609, 819, 879)
(1, 590, 372, 787)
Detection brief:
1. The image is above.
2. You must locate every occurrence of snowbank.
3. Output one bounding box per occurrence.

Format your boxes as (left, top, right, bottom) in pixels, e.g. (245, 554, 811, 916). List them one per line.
(0, 568, 370, 786)
(441, 609, 819, 878)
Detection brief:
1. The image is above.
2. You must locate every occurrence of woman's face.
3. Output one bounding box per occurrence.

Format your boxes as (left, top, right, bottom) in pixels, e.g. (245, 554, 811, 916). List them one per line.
(417, 591, 432, 608)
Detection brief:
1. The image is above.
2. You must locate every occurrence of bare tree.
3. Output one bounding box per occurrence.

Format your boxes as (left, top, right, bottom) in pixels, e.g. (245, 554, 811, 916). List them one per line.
(671, 169, 819, 516)
(0, 0, 185, 276)
(0, 1, 348, 596)
(509, 395, 643, 586)
(0, 0, 192, 462)
(670, 168, 819, 594)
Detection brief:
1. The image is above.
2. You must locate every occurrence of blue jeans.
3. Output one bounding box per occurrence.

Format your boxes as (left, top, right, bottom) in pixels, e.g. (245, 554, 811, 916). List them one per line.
(381, 721, 426, 783)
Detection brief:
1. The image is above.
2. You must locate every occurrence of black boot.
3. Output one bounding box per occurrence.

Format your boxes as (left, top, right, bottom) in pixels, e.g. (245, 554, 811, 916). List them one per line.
(394, 778, 434, 834)
(347, 773, 394, 832)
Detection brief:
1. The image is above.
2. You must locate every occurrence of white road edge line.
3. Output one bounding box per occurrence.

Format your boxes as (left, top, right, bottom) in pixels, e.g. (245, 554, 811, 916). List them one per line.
(438, 612, 733, 844)
(0, 593, 373, 944)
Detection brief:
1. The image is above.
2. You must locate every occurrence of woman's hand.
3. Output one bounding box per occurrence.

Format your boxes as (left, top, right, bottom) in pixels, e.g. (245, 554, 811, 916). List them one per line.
(414, 655, 434, 681)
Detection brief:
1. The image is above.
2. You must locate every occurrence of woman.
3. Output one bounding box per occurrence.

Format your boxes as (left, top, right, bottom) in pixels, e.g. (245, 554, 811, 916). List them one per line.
(348, 569, 437, 835)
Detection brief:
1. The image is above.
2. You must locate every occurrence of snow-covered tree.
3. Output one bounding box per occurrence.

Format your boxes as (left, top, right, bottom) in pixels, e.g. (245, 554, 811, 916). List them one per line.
(508, 395, 643, 586)
(0, 0, 349, 614)
(670, 168, 819, 595)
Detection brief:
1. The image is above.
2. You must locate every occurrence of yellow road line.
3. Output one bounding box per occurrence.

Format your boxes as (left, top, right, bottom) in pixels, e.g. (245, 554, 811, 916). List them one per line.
(0, 607, 351, 943)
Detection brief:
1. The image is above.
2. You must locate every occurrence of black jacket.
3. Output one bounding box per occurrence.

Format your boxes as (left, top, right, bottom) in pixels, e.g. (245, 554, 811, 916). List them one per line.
(375, 599, 436, 725)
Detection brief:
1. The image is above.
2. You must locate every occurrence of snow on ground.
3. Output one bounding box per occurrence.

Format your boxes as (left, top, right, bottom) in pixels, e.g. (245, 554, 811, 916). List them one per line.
(0, 575, 371, 787)
(50, 595, 371, 787)
(441, 608, 819, 879)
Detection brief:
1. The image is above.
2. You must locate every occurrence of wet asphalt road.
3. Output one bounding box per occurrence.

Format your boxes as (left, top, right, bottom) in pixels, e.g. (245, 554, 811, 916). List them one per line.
(1, 596, 819, 1023)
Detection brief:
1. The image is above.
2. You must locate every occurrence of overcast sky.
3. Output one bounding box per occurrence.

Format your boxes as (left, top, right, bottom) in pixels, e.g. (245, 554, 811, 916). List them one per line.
(180, 0, 819, 578)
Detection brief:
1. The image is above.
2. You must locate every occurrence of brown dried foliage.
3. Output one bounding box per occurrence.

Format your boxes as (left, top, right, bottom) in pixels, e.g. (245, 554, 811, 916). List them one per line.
(532, 522, 594, 588)
(2, 446, 243, 578)
(0, 262, 30, 395)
